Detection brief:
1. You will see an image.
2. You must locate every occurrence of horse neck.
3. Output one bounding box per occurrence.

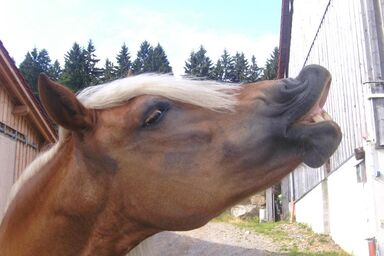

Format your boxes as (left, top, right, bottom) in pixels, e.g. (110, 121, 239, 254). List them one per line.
(0, 137, 157, 256)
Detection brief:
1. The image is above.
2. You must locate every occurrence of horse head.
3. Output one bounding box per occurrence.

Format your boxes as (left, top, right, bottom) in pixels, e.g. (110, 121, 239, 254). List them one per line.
(0, 65, 341, 255)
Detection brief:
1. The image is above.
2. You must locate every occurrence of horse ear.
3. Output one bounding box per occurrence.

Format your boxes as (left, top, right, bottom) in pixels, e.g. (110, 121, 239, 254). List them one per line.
(38, 74, 93, 131)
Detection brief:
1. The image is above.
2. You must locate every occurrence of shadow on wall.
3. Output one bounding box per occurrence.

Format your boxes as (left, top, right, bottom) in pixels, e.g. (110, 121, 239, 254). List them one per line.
(128, 231, 285, 256)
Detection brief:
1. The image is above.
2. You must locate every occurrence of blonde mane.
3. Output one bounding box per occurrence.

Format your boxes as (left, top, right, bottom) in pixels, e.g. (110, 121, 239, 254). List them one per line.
(77, 74, 238, 111)
(5, 74, 239, 214)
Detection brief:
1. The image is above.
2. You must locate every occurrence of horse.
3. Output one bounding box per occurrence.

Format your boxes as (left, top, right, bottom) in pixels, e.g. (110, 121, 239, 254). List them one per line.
(0, 65, 341, 255)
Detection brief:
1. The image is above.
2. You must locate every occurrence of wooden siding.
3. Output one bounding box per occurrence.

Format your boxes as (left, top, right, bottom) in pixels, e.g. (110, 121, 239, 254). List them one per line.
(0, 42, 56, 221)
(0, 82, 41, 180)
(0, 135, 16, 218)
(287, 0, 371, 199)
(0, 41, 56, 144)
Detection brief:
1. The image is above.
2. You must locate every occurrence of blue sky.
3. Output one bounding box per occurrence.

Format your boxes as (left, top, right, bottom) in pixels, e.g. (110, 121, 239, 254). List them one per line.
(1, 0, 281, 76)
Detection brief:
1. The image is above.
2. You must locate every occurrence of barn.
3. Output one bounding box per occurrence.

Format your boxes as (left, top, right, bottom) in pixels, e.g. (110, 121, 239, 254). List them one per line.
(0, 40, 56, 219)
(276, 0, 384, 255)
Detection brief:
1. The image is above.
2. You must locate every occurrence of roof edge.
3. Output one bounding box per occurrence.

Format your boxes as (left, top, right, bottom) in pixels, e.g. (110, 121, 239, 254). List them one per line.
(0, 40, 57, 143)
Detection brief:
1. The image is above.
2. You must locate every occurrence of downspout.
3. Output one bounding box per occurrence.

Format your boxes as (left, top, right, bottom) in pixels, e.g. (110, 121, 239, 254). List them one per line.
(289, 172, 296, 223)
(361, 0, 384, 254)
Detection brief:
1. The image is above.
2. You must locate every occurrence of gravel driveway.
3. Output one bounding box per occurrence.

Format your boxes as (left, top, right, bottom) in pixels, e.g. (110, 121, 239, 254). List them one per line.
(128, 222, 284, 256)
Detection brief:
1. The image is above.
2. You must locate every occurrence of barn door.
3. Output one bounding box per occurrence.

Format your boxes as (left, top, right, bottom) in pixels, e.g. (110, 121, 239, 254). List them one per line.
(0, 134, 16, 220)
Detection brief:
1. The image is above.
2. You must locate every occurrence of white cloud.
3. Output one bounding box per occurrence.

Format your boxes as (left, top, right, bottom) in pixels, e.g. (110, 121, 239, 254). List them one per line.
(96, 4, 279, 76)
(1, 1, 279, 76)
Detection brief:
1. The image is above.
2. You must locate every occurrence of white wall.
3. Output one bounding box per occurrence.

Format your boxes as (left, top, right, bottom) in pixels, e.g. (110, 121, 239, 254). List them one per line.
(296, 157, 371, 255)
(288, 0, 384, 254)
(369, 149, 384, 254)
(327, 157, 372, 256)
(295, 151, 384, 256)
(295, 182, 327, 234)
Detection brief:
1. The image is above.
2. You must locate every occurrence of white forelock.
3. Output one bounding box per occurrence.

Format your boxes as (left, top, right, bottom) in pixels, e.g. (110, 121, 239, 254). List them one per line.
(77, 74, 239, 111)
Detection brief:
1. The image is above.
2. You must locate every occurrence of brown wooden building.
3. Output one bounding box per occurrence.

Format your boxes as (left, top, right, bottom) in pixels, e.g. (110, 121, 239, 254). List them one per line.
(0, 40, 56, 218)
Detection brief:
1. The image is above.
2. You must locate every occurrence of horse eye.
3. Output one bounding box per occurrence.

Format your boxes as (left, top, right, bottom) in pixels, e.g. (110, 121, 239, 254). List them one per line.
(143, 109, 166, 127)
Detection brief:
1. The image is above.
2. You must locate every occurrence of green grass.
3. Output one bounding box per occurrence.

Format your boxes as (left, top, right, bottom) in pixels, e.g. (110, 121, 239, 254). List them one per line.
(213, 211, 349, 256)
(287, 250, 348, 256)
(213, 212, 285, 241)
(237, 219, 287, 241)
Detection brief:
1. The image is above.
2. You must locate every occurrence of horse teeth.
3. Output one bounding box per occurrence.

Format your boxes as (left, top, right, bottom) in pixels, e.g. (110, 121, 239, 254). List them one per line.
(322, 111, 332, 121)
(312, 114, 325, 123)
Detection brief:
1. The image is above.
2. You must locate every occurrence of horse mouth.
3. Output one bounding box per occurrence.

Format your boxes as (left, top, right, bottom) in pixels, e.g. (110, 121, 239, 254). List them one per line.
(285, 65, 341, 168)
(297, 76, 333, 125)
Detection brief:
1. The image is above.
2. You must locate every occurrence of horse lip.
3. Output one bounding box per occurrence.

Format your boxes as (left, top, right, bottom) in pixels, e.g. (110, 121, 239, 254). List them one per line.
(284, 65, 341, 168)
(290, 65, 333, 125)
(297, 75, 331, 123)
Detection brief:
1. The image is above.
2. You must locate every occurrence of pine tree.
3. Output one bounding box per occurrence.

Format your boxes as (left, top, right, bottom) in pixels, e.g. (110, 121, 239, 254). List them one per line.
(60, 42, 87, 91)
(150, 44, 172, 73)
(47, 60, 62, 81)
(262, 47, 279, 80)
(37, 49, 51, 73)
(101, 58, 116, 83)
(19, 47, 52, 95)
(220, 49, 235, 82)
(184, 50, 196, 75)
(19, 50, 38, 94)
(211, 59, 224, 81)
(84, 40, 102, 85)
(247, 55, 262, 82)
(115, 43, 131, 78)
(142, 46, 154, 73)
(132, 41, 153, 74)
(232, 52, 249, 83)
(184, 45, 213, 78)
